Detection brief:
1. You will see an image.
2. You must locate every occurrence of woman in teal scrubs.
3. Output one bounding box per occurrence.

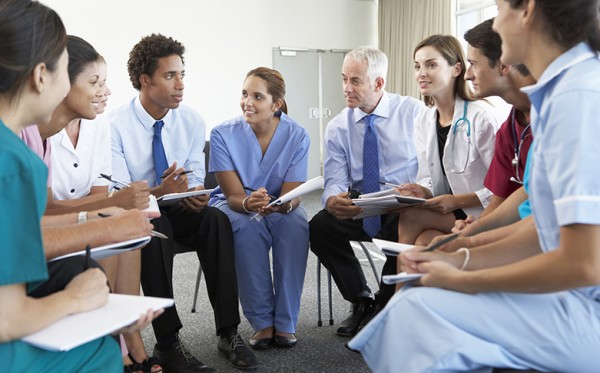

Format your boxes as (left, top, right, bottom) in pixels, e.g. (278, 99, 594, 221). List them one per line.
(0, 1, 120, 371)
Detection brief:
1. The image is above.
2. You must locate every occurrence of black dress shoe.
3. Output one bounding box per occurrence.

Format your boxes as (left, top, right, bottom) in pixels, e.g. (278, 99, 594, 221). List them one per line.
(357, 304, 381, 333)
(248, 332, 272, 350)
(153, 334, 215, 373)
(273, 334, 297, 348)
(218, 333, 259, 370)
(336, 300, 374, 337)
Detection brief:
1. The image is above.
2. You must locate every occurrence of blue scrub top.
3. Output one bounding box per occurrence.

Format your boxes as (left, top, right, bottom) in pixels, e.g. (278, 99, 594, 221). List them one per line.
(208, 112, 310, 203)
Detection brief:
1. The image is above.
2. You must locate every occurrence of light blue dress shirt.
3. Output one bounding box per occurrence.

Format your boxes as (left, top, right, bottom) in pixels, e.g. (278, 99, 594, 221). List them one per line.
(109, 96, 206, 188)
(321, 92, 424, 205)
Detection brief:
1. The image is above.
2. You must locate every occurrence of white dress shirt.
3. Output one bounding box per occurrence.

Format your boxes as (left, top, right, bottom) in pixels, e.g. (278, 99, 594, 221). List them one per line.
(109, 96, 206, 189)
(321, 91, 424, 205)
(49, 116, 111, 200)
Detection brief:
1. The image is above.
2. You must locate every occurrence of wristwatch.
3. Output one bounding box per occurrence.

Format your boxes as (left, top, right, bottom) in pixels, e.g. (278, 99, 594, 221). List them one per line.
(78, 211, 88, 224)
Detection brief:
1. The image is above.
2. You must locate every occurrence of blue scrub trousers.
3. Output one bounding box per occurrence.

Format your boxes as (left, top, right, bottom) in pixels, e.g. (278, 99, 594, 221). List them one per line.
(348, 286, 600, 373)
(214, 202, 309, 334)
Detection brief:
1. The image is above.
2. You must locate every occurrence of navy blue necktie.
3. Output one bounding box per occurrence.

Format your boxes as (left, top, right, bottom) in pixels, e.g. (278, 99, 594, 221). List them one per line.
(152, 120, 168, 185)
(362, 114, 381, 237)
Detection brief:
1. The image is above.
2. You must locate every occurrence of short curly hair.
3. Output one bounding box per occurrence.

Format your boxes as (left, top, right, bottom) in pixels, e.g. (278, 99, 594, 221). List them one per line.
(127, 33, 185, 91)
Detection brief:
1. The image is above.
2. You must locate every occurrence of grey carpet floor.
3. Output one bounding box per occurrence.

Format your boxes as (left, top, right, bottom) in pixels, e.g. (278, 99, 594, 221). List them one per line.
(141, 190, 383, 373)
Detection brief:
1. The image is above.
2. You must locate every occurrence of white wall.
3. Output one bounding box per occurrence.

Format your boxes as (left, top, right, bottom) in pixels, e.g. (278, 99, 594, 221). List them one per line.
(44, 0, 377, 130)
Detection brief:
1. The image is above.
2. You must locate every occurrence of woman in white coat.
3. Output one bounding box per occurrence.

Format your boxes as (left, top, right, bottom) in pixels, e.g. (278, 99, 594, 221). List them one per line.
(396, 35, 499, 246)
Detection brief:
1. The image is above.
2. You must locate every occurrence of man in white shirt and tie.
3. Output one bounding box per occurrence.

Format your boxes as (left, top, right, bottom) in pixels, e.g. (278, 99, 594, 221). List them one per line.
(110, 34, 257, 373)
(309, 46, 424, 337)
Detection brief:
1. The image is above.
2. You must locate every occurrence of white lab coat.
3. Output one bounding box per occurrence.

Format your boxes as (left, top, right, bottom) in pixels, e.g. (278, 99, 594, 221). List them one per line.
(414, 97, 499, 217)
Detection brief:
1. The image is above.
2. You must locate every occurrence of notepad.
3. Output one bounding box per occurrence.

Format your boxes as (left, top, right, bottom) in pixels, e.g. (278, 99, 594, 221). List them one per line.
(382, 272, 424, 285)
(157, 188, 214, 206)
(22, 294, 173, 351)
(372, 239, 415, 256)
(352, 191, 425, 219)
(49, 236, 152, 262)
(251, 176, 324, 221)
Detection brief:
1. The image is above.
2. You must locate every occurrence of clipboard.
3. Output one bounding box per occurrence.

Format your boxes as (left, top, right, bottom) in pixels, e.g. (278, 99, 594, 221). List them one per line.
(49, 236, 152, 262)
(157, 189, 214, 206)
(22, 294, 173, 351)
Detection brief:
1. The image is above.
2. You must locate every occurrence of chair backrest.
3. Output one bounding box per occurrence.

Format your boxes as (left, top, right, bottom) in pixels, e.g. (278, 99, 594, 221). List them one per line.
(203, 141, 218, 189)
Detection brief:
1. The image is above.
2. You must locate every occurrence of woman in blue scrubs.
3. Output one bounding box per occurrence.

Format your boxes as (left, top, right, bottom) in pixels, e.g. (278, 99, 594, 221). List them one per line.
(0, 1, 122, 371)
(209, 67, 310, 349)
(348, 1, 600, 372)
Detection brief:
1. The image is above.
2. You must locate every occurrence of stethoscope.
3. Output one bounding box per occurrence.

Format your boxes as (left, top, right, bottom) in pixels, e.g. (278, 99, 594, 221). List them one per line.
(449, 101, 471, 174)
(509, 107, 531, 184)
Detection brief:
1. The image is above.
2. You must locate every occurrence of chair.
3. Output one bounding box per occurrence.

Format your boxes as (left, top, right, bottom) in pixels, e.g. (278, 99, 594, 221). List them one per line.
(316, 241, 382, 326)
(191, 141, 217, 313)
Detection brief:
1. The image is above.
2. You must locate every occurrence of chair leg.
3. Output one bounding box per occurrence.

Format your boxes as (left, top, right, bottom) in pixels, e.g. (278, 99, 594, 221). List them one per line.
(327, 269, 334, 325)
(358, 242, 381, 289)
(317, 259, 323, 326)
(191, 264, 202, 313)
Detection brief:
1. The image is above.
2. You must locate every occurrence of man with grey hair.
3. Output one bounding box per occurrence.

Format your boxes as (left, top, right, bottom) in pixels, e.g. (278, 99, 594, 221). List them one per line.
(309, 46, 424, 337)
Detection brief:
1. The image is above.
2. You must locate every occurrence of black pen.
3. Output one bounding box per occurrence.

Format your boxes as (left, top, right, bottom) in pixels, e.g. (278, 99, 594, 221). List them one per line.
(97, 213, 169, 239)
(421, 233, 459, 252)
(243, 186, 277, 202)
(99, 173, 130, 188)
(347, 184, 353, 199)
(161, 169, 194, 179)
(84, 244, 91, 270)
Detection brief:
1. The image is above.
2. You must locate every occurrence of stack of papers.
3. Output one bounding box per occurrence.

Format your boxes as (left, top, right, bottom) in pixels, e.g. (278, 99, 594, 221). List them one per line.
(157, 189, 214, 206)
(22, 294, 173, 351)
(353, 189, 425, 219)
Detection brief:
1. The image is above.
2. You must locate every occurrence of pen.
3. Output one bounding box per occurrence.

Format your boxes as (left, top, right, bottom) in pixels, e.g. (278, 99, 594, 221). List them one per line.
(161, 169, 194, 179)
(347, 184, 352, 199)
(243, 186, 277, 202)
(421, 233, 459, 252)
(99, 173, 130, 188)
(97, 213, 169, 240)
(379, 181, 401, 188)
(84, 244, 91, 270)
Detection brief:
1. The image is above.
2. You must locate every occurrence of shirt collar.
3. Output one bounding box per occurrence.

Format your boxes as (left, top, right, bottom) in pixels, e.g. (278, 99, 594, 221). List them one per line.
(521, 42, 598, 111)
(353, 91, 390, 124)
(133, 95, 174, 131)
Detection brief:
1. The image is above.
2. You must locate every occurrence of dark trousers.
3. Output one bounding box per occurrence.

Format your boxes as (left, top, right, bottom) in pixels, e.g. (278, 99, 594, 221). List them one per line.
(28, 256, 103, 297)
(142, 205, 240, 342)
(309, 210, 398, 307)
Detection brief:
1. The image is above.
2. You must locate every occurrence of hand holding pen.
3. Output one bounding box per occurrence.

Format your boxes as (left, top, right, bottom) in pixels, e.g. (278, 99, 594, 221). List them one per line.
(398, 234, 460, 274)
(243, 187, 273, 215)
(99, 173, 130, 189)
(97, 211, 167, 239)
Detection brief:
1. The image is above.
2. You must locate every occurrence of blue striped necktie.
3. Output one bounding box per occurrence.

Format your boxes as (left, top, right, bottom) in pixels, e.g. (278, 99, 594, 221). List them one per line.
(152, 120, 168, 185)
(362, 114, 381, 237)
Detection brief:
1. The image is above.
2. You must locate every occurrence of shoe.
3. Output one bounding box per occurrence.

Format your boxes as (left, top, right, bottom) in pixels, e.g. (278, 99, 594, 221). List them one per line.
(125, 353, 163, 373)
(357, 304, 381, 333)
(218, 333, 259, 370)
(273, 334, 297, 348)
(336, 300, 374, 337)
(153, 335, 215, 373)
(248, 332, 272, 350)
